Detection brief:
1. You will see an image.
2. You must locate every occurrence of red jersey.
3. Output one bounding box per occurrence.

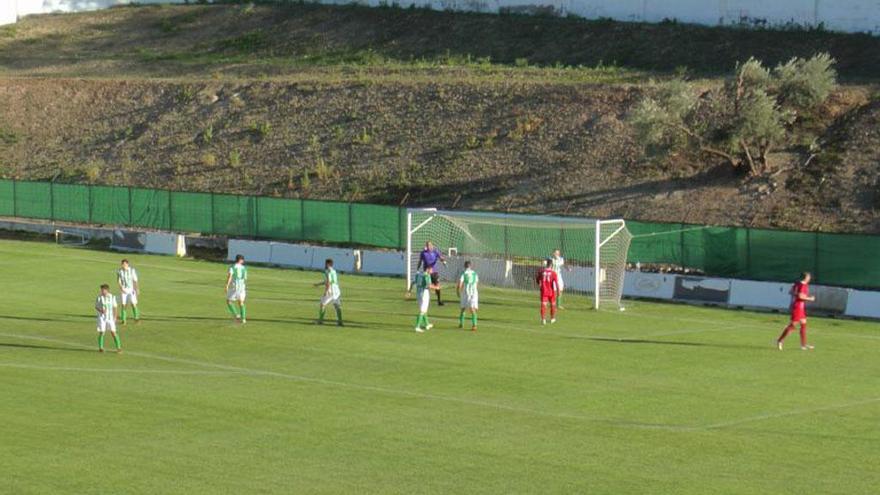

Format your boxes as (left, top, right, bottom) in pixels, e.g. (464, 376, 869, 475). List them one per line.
(791, 281, 809, 311)
(537, 268, 559, 297)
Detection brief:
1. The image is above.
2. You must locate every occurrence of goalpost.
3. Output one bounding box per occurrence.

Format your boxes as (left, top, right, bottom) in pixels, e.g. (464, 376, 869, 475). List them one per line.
(54, 229, 90, 246)
(405, 208, 632, 309)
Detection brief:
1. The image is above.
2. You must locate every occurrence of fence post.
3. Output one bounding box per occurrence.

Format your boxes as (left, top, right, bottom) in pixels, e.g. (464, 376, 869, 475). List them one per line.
(50, 181, 55, 222)
(300, 198, 305, 241)
(679, 223, 686, 267)
(348, 203, 353, 244)
(168, 190, 174, 231)
(745, 227, 752, 279)
(253, 196, 259, 238)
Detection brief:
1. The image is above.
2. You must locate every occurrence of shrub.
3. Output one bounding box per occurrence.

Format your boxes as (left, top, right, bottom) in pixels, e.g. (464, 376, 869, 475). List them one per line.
(631, 53, 836, 177)
(229, 150, 241, 168)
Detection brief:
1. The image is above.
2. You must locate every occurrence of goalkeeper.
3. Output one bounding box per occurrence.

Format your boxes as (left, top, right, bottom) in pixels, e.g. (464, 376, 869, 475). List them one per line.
(417, 240, 447, 306)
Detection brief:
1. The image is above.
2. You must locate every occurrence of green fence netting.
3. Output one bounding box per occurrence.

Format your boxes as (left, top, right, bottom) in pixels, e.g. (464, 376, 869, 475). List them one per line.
(130, 187, 171, 230)
(256, 197, 302, 240)
(214, 194, 256, 237)
(15, 181, 51, 219)
(350, 203, 400, 249)
(303, 200, 350, 244)
(170, 191, 212, 234)
(52, 183, 90, 223)
(1, 180, 878, 288)
(0, 180, 15, 216)
(90, 186, 131, 225)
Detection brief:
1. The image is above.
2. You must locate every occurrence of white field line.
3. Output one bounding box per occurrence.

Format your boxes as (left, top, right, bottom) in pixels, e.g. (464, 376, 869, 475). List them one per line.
(0, 362, 248, 376)
(3, 331, 877, 432)
(0, 331, 693, 431)
(700, 397, 880, 430)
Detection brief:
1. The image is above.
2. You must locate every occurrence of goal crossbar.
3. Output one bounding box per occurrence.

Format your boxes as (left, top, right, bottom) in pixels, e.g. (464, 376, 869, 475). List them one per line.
(406, 208, 632, 309)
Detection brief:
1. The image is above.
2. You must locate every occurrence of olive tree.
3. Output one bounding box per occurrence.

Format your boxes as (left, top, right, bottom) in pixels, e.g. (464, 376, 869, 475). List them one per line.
(631, 53, 836, 177)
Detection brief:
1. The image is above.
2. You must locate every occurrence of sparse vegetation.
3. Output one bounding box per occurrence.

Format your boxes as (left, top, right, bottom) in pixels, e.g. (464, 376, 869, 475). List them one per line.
(229, 150, 241, 168)
(0, 5, 877, 233)
(631, 53, 838, 176)
(201, 152, 217, 167)
(248, 121, 271, 140)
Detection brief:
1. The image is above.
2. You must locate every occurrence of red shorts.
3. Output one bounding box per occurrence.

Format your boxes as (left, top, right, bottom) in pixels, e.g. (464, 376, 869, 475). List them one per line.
(541, 294, 556, 305)
(791, 305, 806, 321)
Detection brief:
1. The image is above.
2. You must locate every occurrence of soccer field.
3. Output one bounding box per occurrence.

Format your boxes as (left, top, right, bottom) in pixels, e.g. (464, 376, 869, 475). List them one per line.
(1, 239, 878, 494)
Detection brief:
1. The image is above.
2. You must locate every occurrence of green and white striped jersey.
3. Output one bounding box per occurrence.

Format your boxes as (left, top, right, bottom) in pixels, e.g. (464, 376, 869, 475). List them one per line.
(325, 267, 339, 288)
(551, 256, 565, 275)
(459, 269, 479, 296)
(117, 267, 138, 289)
(414, 272, 430, 293)
(228, 263, 247, 290)
(95, 293, 117, 319)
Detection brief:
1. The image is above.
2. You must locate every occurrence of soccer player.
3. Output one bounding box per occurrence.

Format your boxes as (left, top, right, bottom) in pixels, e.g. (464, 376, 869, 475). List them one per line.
(457, 260, 479, 331)
(117, 259, 140, 325)
(225, 254, 248, 324)
(417, 240, 446, 305)
(316, 258, 343, 327)
(551, 249, 568, 309)
(776, 272, 816, 351)
(414, 265, 440, 333)
(536, 258, 560, 325)
(95, 283, 121, 353)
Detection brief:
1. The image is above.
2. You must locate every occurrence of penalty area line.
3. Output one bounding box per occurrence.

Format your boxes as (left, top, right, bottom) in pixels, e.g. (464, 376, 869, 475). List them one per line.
(0, 362, 250, 376)
(0, 331, 693, 433)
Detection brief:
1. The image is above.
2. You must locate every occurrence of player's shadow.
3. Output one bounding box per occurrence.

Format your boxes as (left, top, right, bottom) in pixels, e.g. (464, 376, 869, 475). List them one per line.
(0, 342, 94, 353)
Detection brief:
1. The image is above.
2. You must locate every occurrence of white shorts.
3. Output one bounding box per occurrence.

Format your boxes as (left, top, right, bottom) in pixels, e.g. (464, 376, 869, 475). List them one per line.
(227, 287, 246, 302)
(460, 292, 479, 310)
(121, 288, 138, 305)
(557, 276, 565, 291)
(417, 290, 430, 314)
(321, 286, 342, 306)
(96, 315, 117, 333)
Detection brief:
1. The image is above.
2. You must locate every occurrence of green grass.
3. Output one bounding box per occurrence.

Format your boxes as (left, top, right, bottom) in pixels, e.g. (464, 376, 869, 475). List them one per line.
(1, 238, 878, 494)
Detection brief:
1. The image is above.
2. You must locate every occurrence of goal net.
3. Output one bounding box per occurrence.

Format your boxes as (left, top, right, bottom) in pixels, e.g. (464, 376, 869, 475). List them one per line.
(54, 229, 89, 246)
(406, 209, 632, 309)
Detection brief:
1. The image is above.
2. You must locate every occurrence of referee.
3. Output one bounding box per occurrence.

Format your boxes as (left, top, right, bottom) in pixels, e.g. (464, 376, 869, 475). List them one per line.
(417, 240, 447, 305)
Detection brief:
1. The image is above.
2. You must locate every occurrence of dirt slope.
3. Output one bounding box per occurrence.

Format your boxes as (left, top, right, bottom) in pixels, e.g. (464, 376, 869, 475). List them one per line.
(0, 4, 878, 233)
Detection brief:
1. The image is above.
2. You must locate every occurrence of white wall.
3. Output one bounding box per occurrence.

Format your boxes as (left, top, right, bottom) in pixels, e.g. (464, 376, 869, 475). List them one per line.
(4, 0, 879, 34)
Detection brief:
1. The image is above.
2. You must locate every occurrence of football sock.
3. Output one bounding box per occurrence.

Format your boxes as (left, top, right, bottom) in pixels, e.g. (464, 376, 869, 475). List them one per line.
(471, 312, 477, 326)
(415, 314, 424, 328)
(436, 290, 442, 304)
(319, 307, 326, 321)
(551, 305, 557, 319)
(133, 307, 140, 319)
(226, 302, 238, 317)
(121, 308, 127, 323)
(97, 333, 104, 349)
(459, 310, 465, 326)
(240, 304, 247, 319)
(334, 305, 342, 323)
(112, 333, 121, 349)
(540, 304, 546, 320)
(799, 323, 808, 346)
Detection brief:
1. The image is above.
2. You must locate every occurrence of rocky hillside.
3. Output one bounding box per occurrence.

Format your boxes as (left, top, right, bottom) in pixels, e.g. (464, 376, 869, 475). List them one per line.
(0, 4, 878, 233)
